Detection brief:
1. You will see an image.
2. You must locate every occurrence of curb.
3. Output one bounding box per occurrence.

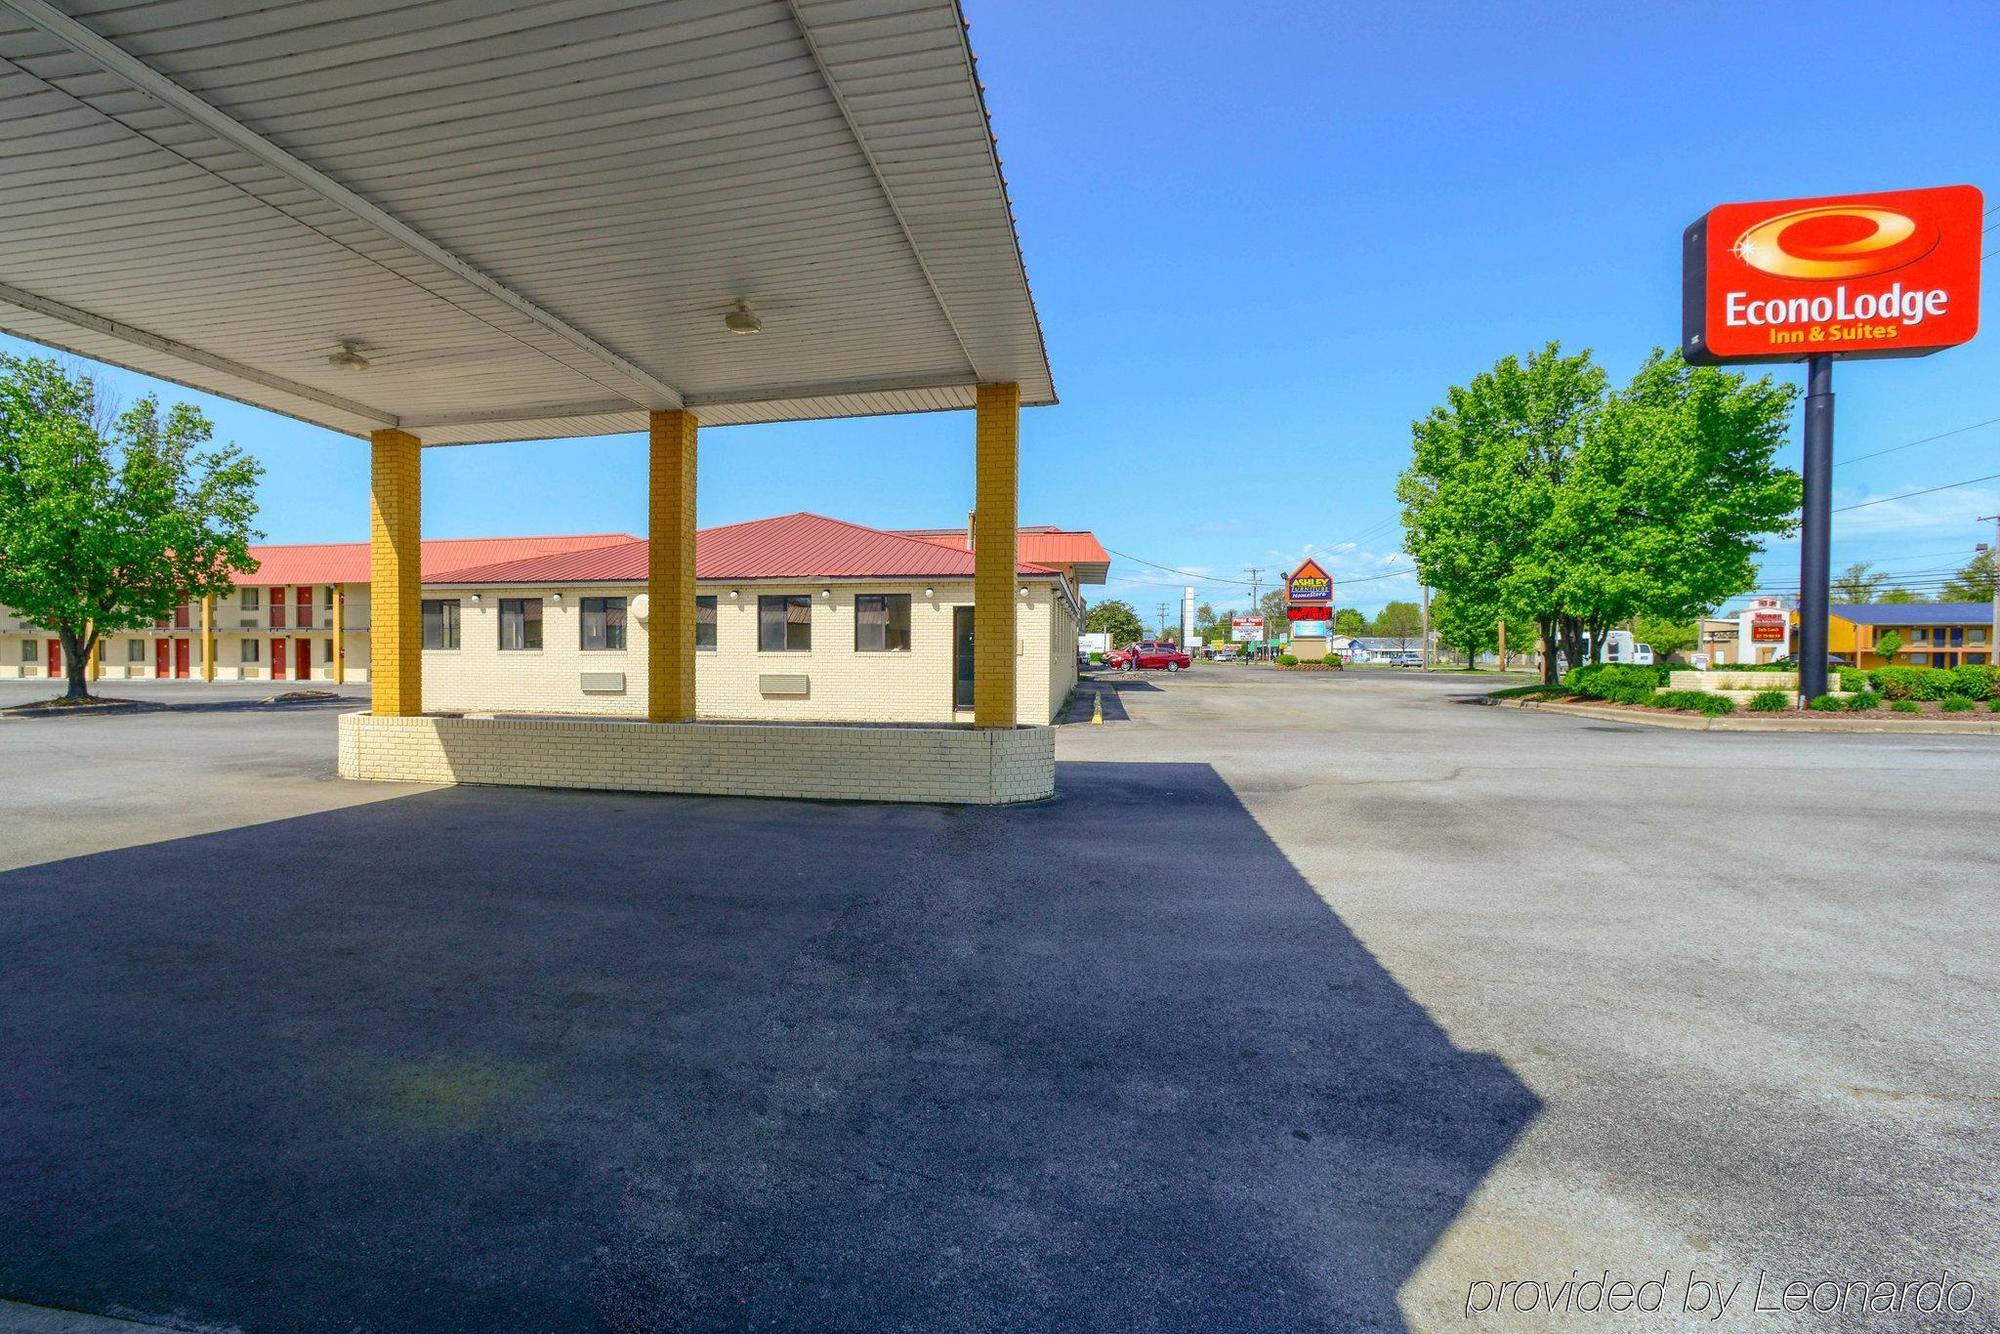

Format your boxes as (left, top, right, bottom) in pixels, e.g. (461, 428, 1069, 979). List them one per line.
(1490, 697, 2000, 735)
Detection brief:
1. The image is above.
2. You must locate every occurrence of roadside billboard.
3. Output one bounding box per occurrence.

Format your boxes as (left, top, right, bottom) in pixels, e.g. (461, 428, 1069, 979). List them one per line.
(1683, 184, 1983, 364)
(1230, 616, 1264, 643)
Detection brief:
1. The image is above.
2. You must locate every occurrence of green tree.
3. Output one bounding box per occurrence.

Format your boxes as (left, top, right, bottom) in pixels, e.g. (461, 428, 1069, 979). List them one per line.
(1832, 562, 1888, 602)
(1939, 548, 1996, 602)
(1333, 606, 1367, 635)
(1633, 614, 1698, 661)
(1372, 599, 1424, 648)
(1878, 587, 1928, 604)
(1085, 598, 1145, 645)
(0, 356, 262, 701)
(1399, 343, 1798, 683)
(1873, 629, 1902, 665)
(1259, 588, 1289, 639)
(1429, 590, 1497, 666)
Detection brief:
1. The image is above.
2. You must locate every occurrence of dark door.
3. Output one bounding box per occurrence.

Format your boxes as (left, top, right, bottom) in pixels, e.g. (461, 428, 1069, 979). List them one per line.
(155, 639, 169, 678)
(271, 638, 287, 680)
(296, 585, 313, 629)
(173, 638, 190, 678)
(953, 606, 975, 711)
(296, 638, 312, 681)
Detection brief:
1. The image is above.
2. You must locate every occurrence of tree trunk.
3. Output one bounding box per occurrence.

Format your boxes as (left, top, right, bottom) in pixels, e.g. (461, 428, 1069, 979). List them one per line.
(57, 625, 92, 701)
(1538, 617, 1557, 684)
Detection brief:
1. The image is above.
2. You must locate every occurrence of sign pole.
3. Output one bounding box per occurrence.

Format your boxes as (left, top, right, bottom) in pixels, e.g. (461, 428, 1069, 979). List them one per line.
(1798, 353, 1834, 702)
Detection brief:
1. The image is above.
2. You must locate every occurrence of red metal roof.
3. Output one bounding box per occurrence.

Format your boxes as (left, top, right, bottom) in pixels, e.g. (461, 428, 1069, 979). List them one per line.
(428, 513, 1060, 586)
(894, 525, 1110, 574)
(241, 534, 636, 586)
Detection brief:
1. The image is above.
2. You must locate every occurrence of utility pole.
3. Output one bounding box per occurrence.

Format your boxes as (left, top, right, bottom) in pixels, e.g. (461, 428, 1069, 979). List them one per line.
(1497, 618, 1507, 673)
(1420, 583, 1431, 670)
(1156, 601, 1169, 639)
(1978, 517, 1999, 665)
(1244, 567, 1262, 655)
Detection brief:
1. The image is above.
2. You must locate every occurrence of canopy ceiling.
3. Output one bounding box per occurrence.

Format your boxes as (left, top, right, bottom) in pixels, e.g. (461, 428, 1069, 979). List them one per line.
(0, 0, 1053, 443)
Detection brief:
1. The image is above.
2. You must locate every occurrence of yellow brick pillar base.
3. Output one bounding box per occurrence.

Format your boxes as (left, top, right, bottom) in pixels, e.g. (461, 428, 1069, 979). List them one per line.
(648, 409, 698, 723)
(369, 429, 422, 716)
(973, 382, 1021, 728)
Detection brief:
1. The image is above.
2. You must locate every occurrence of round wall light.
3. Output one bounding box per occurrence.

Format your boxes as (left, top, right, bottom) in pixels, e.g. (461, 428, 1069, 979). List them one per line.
(724, 301, 762, 335)
(327, 339, 370, 371)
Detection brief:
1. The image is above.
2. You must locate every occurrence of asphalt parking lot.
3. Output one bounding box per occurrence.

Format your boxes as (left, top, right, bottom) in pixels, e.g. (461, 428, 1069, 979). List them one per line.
(2, 671, 1995, 1331)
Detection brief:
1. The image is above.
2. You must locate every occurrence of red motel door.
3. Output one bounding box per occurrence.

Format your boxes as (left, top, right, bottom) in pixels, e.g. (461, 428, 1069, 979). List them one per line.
(296, 586, 313, 629)
(155, 639, 169, 677)
(174, 639, 190, 678)
(48, 639, 61, 677)
(270, 588, 286, 629)
(271, 638, 287, 680)
(295, 638, 311, 681)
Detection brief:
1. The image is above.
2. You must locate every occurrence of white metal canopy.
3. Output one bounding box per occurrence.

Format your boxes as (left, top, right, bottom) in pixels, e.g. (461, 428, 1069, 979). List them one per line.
(0, 0, 1053, 443)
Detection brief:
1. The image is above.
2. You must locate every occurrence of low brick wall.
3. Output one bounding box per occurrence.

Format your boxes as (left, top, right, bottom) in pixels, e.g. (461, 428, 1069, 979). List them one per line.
(337, 712, 1055, 805)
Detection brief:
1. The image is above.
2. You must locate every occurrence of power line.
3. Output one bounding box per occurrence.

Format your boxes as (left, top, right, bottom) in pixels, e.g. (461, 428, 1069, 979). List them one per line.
(1101, 547, 1259, 587)
(1833, 472, 2000, 514)
(1833, 416, 2000, 468)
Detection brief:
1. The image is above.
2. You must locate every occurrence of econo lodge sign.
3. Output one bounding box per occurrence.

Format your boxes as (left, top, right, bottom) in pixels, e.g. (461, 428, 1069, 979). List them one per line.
(1683, 185, 1983, 363)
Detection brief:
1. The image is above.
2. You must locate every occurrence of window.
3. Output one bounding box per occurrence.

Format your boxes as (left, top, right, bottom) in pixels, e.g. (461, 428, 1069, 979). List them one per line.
(1969, 652, 1990, 665)
(696, 595, 717, 651)
(240, 638, 260, 663)
(500, 598, 542, 650)
(1909, 652, 1929, 665)
(1972, 628, 1988, 644)
(759, 595, 812, 651)
(324, 637, 336, 664)
(855, 594, 911, 652)
(21, 639, 36, 662)
(580, 597, 627, 651)
(1949, 626, 1964, 646)
(422, 598, 461, 650)
(239, 588, 259, 611)
(1913, 627, 1930, 642)
(127, 639, 145, 663)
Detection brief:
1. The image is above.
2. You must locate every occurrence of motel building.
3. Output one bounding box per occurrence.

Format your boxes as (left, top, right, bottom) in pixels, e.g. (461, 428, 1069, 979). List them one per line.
(2, 517, 1107, 729)
(1697, 601, 1993, 668)
(0, 1, 1066, 803)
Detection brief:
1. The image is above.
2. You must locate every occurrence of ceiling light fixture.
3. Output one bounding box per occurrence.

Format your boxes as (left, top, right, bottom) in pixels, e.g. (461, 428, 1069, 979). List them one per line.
(723, 301, 762, 336)
(327, 339, 370, 371)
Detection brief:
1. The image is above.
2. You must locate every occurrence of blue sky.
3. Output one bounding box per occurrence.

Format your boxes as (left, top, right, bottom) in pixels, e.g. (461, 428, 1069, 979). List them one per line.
(5, 0, 1998, 620)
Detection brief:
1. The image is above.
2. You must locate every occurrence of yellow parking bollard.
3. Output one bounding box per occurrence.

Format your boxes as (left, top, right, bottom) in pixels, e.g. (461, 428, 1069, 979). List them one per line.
(1091, 689, 1103, 725)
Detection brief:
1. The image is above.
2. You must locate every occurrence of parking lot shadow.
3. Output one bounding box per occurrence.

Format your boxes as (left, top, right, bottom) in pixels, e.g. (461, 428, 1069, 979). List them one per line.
(0, 761, 1536, 1331)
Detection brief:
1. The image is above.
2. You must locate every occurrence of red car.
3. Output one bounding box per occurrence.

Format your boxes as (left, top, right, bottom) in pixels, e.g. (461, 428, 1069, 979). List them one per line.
(1107, 640, 1191, 672)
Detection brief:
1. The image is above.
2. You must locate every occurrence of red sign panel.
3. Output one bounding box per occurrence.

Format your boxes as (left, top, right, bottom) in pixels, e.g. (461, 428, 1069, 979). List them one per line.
(1288, 605, 1331, 622)
(1751, 614, 1786, 643)
(1684, 184, 1982, 363)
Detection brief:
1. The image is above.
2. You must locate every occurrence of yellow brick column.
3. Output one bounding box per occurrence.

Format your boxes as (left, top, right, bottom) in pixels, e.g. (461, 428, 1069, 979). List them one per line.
(973, 382, 1021, 728)
(200, 595, 215, 681)
(332, 583, 346, 685)
(647, 409, 698, 723)
(369, 428, 422, 716)
(88, 630, 101, 682)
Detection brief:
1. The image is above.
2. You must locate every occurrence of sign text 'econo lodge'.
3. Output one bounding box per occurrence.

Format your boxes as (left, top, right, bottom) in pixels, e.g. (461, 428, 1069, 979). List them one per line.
(1683, 185, 1982, 363)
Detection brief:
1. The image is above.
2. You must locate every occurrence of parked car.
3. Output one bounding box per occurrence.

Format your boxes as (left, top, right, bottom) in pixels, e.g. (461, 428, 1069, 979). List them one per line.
(1387, 651, 1424, 668)
(1106, 640, 1192, 672)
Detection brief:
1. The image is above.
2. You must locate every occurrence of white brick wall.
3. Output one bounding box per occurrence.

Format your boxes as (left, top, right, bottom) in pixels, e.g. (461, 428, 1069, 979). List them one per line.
(421, 578, 1075, 725)
(338, 711, 1056, 805)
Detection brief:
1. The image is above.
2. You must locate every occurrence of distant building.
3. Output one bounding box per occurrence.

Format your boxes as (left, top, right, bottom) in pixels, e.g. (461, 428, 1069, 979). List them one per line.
(1698, 601, 1993, 668)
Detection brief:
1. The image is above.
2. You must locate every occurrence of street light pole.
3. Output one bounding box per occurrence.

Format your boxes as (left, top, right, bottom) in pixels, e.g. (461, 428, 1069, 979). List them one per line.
(1798, 355, 1834, 701)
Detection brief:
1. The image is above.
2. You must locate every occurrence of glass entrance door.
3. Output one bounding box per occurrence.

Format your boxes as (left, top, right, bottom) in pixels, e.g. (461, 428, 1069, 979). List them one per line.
(953, 606, 975, 712)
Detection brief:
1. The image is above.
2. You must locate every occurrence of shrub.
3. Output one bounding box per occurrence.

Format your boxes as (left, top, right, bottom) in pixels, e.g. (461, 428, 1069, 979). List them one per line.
(1947, 664, 1997, 700)
(1564, 663, 1665, 705)
(1872, 665, 1952, 701)
(1836, 667, 1869, 693)
(1322, 654, 1342, 668)
(1808, 695, 1844, 712)
(1890, 699, 1922, 714)
(1845, 692, 1880, 711)
(1941, 696, 1975, 713)
(1749, 690, 1790, 712)
(1275, 653, 1298, 666)
(1991, 698, 2000, 713)
(1088, 652, 1102, 664)
(1692, 693, 1735, 716)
